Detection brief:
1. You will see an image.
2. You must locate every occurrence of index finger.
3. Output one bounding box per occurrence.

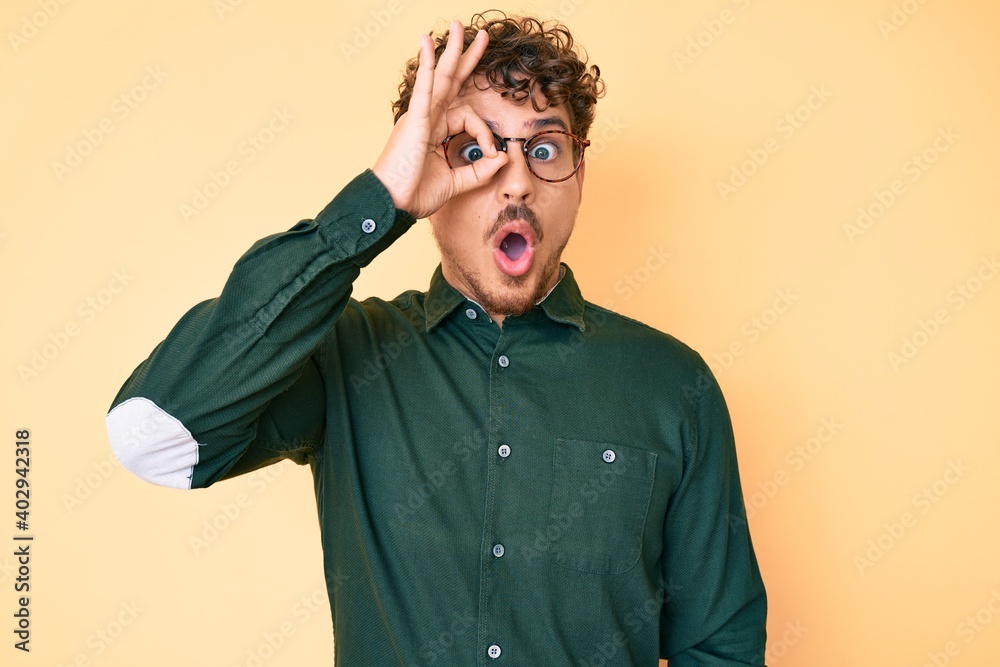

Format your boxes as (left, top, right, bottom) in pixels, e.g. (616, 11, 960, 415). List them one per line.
(406, 33, 435, 124)
(448, 28, 489, 100)
(431, 23, 488, 112)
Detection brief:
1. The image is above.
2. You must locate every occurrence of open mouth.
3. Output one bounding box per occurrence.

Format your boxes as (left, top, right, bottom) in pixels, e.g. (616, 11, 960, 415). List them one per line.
(492, 221, 536, 277)
(500, 232, 528, 261)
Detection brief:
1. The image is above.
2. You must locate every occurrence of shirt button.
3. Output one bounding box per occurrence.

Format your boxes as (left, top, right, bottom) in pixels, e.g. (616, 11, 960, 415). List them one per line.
(498, 444, 510, 458)
(602, 449, 616, 463)
(498, 355, 509, 368)
(465, 307, 477, 320)
(361, 218, 376, 233)
(492, 543, 505, 557)
(488, 644, 502, 659)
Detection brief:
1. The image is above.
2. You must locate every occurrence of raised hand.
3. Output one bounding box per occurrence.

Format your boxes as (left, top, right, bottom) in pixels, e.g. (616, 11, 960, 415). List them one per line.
(372, 20, 509, 219)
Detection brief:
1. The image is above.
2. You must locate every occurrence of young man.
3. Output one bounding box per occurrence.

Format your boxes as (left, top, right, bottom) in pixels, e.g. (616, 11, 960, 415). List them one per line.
(106, 12, 767, 666)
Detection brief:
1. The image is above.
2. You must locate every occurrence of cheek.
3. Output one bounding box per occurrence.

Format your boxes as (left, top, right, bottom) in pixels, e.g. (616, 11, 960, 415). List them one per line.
(431, 199, 482, 248)
(437, 190, 475, 220)
(544, 193, 580, 234)
(454, 193, 490, 226)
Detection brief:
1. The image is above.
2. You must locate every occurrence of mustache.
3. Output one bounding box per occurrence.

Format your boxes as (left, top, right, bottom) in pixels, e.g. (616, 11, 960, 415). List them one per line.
(483, 203, 542, 244)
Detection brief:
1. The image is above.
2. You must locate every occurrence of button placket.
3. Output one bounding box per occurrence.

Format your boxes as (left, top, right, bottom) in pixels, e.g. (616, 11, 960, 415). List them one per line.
(481, 333, 515, 663)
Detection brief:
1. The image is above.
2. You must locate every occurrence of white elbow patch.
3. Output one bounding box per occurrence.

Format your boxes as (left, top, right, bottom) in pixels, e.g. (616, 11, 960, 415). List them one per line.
(106, 397, 200, 489)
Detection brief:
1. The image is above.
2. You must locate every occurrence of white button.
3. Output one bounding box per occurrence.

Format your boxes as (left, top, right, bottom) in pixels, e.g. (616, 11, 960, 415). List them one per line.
(361, 218, 376, 233)
(498, 355, 509, 368)
(498, 444, 510, 458)
(602, 449, 616, 463)
(488, 644, 501, 659)
(492, 543, 505, 557)
(465, 307, 477, 320)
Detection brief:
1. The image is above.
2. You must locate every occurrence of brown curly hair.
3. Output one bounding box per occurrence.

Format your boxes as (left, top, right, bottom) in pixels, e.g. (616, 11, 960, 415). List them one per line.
(391, 10, 605, 139)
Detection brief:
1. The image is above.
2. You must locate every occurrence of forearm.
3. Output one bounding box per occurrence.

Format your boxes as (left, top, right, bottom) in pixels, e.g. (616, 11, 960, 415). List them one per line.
(661, 363, 767, 665)
(105, 169, 415, 489)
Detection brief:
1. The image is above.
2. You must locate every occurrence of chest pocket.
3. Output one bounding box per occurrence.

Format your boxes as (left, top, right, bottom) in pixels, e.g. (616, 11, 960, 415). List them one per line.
(547, 438, 657, 574)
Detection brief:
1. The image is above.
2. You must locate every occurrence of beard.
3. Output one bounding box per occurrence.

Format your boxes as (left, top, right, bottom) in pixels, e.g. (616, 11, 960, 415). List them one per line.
(432, 202, 573, 318)
(453, 243, 567, 317)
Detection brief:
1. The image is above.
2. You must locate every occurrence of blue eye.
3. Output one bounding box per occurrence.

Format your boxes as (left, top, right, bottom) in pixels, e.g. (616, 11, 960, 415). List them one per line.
(459, 143, 485, 162)
(528, 142, 558, 161)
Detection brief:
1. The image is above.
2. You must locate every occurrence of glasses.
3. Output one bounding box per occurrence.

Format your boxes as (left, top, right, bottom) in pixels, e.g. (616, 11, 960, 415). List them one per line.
(441, 130, 590, 183)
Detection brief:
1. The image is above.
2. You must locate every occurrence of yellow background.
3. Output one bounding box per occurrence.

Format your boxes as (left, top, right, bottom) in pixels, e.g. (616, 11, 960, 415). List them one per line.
(3, 0, 999, 665)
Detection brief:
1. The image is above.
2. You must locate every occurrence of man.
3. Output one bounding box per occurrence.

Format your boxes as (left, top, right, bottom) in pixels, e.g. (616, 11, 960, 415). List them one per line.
(106, 11, 767, 666)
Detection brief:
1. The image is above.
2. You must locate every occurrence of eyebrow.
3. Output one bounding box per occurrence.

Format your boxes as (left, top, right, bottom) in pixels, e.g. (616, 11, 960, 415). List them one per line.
(484, 115, 569, 135)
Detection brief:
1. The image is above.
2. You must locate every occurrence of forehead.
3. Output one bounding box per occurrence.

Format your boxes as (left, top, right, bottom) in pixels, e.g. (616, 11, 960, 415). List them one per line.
(452, 76, 571, 134)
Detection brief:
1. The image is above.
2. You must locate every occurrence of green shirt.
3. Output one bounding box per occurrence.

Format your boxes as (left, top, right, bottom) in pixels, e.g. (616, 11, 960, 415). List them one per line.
(106, 170, 766, 666)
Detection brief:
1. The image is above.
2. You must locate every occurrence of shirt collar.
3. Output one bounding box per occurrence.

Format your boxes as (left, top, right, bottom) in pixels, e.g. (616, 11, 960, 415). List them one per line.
(423, 262, 586, 333)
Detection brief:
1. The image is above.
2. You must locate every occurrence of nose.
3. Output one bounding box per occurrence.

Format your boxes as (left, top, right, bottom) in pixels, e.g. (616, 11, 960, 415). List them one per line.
(495, 139, 535, 204)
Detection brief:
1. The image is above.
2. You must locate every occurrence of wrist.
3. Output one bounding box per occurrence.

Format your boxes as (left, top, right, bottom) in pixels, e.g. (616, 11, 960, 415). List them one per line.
(371, 163, 406, 212)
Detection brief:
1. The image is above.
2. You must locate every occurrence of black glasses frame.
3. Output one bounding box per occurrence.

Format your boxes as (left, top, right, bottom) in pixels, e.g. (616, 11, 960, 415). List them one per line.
(441, 130, 590, 183)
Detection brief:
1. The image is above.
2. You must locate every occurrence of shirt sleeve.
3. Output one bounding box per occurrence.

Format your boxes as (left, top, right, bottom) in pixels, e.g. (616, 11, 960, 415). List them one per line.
(660, 365, 768, 666)
(105, 170, 416, 490)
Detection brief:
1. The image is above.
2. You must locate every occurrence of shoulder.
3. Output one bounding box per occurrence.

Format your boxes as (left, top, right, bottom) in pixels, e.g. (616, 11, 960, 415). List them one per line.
(582, 300, 703, 363)
(579, 300, 716, 392)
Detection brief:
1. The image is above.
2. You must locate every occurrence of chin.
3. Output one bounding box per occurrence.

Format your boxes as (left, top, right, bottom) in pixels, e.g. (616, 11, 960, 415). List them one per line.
(496, 255, 559, 310)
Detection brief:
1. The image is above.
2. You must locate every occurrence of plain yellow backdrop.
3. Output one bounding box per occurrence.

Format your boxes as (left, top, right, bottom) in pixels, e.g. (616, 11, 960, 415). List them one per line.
(3, 0, 999, 665)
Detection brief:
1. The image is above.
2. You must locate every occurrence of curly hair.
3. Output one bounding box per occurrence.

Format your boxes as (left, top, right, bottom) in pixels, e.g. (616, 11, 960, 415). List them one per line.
(391, 10, 605, 139)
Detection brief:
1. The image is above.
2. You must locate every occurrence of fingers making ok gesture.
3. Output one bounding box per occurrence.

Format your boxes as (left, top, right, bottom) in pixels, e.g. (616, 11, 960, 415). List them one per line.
(372, 20, 509, 220)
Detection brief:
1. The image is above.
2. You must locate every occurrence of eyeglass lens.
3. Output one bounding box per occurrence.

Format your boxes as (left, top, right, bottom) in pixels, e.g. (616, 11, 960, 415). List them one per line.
(445, 132, 583, 181)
